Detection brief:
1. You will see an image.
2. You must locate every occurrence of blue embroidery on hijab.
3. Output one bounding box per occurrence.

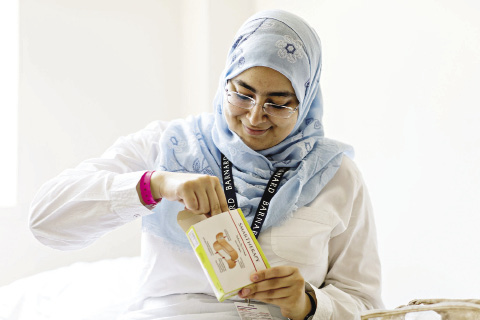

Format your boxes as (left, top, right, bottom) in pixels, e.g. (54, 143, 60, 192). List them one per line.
(276, 35, 304, 63)
(232, 35, 243, 50)
(305, 118, 322, 130)
(238, 57, 245, 68)
(168, 136, 187, 153)
(232, 18, 269, 52)
(192, 158, 214, 175)
(286, 44, 295, 54)
(305, 142, 312, 152)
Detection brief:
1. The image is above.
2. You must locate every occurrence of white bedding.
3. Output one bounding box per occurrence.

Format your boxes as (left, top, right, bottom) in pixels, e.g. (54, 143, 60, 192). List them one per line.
(0, 256, 141, 320)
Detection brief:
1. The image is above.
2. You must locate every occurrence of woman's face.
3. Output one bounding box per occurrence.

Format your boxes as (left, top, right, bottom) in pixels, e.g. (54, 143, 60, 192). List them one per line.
(224, 66, 299, 151)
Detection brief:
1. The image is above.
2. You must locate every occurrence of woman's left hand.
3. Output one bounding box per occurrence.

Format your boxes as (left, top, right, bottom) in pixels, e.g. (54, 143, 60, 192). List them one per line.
(238, 266, 313, 320)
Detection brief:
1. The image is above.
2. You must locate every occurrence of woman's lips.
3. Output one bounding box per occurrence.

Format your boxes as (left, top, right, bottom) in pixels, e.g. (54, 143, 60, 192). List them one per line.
(243, 124, 269, 135)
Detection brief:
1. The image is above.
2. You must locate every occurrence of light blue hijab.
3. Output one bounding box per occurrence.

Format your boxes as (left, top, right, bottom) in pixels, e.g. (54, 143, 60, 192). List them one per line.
(143, 10, 353, 247)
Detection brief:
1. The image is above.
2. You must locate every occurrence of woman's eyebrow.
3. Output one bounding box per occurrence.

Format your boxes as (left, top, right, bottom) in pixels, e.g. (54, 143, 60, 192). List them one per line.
(233, 79, 296, 98)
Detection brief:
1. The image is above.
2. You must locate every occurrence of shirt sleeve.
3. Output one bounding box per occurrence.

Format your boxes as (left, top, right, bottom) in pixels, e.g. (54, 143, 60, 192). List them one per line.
(29, 120, 168, 250)
(308, 158, 384, 319)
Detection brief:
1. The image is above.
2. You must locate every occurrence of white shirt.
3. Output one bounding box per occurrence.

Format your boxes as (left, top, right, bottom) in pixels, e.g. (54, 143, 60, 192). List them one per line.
(29, 120, 384, 320)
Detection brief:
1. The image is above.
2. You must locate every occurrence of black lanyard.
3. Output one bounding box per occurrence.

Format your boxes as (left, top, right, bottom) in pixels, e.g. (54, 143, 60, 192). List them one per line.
(220, 153, 288, 238)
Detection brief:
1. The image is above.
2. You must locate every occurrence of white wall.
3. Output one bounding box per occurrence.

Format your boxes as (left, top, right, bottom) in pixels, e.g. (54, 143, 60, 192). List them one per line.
(0, 1, 18, 207)
(2, 0, 479, 311)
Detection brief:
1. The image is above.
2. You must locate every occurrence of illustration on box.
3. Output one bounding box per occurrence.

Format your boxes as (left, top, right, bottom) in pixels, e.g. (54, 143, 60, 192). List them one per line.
(213, 232, 238, 269)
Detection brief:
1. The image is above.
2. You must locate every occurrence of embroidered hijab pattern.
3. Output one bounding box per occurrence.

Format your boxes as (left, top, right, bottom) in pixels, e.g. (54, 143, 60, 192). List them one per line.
(276, 35, 304, 63)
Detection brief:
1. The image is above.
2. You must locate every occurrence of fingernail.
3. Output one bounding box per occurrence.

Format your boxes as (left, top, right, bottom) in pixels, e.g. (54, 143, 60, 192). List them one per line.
(252, 274, 258, 281)
(243, 288, 250, 295)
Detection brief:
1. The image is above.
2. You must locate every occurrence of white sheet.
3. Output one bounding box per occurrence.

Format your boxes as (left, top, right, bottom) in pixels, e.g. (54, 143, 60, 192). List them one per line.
(0, 256, 141, 320)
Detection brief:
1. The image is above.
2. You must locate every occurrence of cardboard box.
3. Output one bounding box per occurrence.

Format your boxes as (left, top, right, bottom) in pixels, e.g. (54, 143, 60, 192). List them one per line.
(177, 208, 270, 302)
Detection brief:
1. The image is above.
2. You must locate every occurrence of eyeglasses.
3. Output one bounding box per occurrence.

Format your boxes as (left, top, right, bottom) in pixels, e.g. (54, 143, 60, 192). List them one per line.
(225, 89, 299, 119)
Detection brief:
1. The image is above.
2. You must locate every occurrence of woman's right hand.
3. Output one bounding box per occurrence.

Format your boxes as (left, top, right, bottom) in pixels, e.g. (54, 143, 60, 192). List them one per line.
(150, 171, 229, 216)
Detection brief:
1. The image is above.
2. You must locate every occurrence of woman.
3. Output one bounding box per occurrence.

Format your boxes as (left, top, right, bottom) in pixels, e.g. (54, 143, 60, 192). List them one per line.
(30, 9, 383, 320)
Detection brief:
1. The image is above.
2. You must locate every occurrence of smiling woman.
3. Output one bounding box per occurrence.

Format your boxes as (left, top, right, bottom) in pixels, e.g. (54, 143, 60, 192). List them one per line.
(28, 9, 383, 320)
(2, 1, 479, 318)
(0, 1, 18, 207)
(224, 67, 299, 151)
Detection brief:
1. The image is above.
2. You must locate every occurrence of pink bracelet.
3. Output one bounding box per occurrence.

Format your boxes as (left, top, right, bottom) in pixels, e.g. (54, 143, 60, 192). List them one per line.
(140, 171, 161, 206)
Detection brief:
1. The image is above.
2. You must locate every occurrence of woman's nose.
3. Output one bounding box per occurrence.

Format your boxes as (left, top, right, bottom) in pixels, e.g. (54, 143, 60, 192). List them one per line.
(246, 102, 267, 125)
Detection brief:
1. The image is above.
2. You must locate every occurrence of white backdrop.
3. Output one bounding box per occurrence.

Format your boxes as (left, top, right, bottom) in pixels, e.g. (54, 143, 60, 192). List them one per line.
(1, 0, 479, 310)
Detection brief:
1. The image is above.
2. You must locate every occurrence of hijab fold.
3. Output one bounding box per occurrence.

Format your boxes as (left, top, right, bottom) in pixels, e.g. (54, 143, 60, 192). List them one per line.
(143, 10, 354, 247)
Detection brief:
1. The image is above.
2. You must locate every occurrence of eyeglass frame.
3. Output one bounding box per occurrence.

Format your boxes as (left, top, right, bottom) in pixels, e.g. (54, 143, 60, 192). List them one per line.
(224, 85, 299, 119)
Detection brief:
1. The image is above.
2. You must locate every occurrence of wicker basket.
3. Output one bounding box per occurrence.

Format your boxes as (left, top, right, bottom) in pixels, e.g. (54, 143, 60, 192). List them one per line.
(361, 299, 480, 320)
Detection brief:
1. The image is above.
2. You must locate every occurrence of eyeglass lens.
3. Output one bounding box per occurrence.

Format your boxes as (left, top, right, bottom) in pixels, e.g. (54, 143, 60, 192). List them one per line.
(227, 92, 295, 118)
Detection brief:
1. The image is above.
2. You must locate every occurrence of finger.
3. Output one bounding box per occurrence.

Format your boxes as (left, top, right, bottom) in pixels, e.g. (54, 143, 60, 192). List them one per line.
(252, 266, 297, 282)
(240, 273, 302, 300)
(180, 190, 199, 211)
(206, 184, 222, 216)
(215, 183, 229, 213)
(242, 286, 294, 301)
(193, 189, 210, 214)
(245, 275, 296, 294)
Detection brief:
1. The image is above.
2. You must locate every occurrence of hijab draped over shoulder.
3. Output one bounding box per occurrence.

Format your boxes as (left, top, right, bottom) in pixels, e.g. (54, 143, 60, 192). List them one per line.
(143, 10, 353, 247)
